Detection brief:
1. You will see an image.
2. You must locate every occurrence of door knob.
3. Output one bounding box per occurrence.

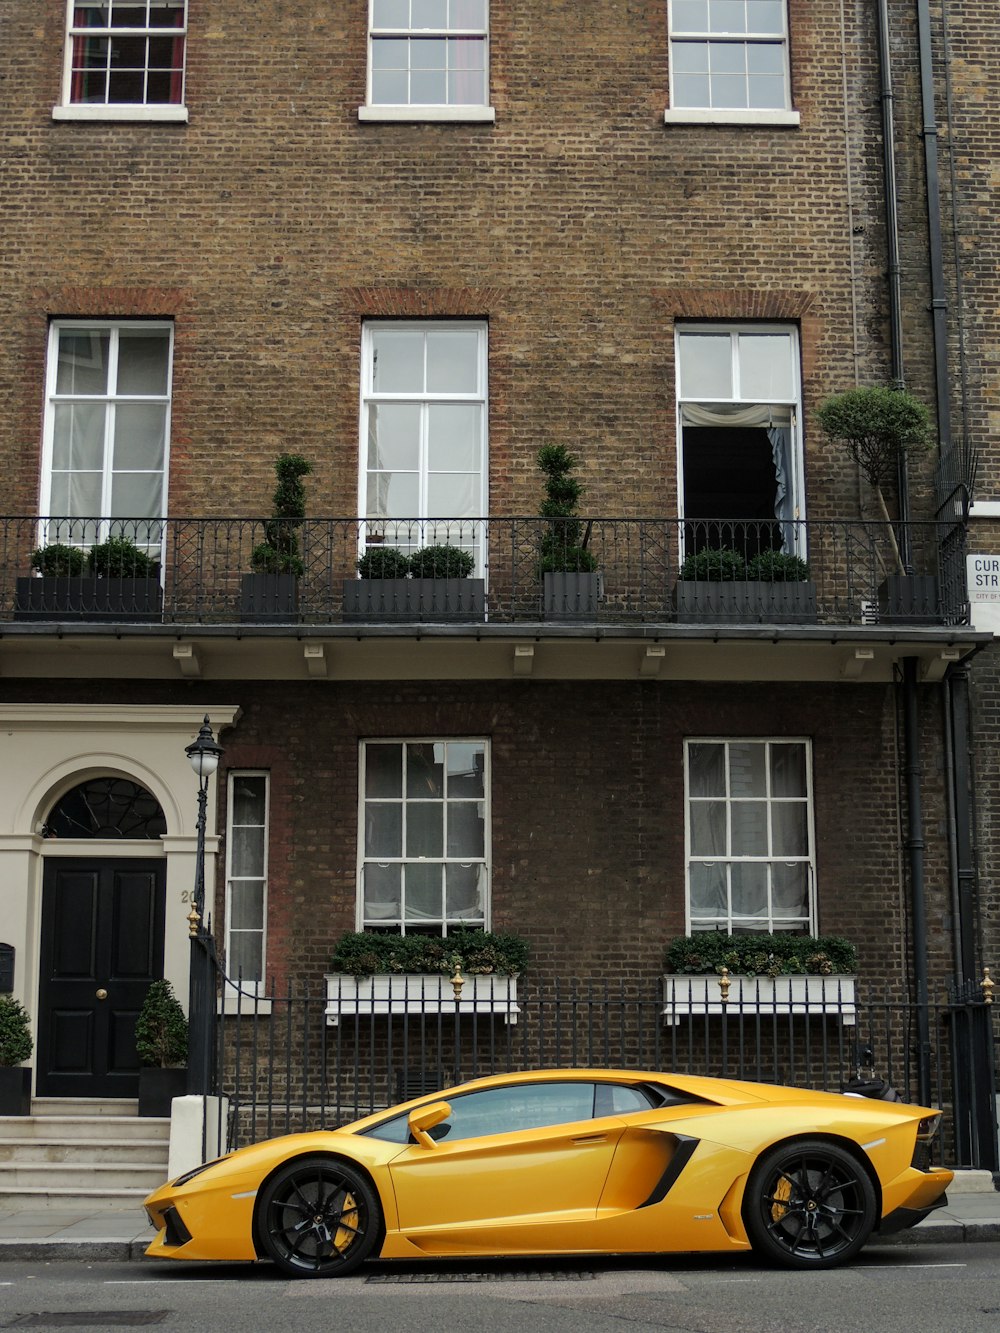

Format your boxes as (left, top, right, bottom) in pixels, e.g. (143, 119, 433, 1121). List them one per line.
(96, 988, 108, 1000)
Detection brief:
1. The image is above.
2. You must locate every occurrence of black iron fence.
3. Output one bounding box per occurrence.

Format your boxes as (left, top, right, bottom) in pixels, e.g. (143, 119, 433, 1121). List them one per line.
(203, 972, 998, 1173)
(0, 514, 968, 626)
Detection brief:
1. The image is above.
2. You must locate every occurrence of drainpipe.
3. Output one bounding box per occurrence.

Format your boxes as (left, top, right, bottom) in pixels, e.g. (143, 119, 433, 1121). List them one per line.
(902, 657, 931, 1105)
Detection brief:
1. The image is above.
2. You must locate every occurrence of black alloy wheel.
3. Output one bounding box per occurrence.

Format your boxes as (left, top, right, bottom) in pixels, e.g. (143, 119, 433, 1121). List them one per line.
(743, 1138, 878, 1269)
(257, 1156, 381, 1277)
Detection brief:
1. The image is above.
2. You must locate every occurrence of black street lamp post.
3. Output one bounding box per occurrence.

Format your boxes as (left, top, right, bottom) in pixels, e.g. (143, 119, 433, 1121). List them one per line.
(185, 715, 224, 1096)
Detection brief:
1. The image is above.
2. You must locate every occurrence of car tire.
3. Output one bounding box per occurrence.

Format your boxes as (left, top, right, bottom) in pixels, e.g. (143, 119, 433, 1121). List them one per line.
(742, 1138, 878, 1269)
(257, 1155, 381, 1278)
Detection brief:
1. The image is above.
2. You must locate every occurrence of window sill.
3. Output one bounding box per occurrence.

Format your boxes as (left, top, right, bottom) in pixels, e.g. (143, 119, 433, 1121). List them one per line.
(357, 105, 496, 123)
(325, 973, 519, 1025)
(662, 108, 800, 128)
(662, 974, 856, 1024)
(219, 982, 271, 1016)
(52, 105, 189, 123)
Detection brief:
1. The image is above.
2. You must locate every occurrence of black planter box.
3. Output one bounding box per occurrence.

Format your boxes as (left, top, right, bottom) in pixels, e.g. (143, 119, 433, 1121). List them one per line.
(0, 1066, 31, 1116)
(343, 578, 486, 622)
(14, 576, 163, 623)
(138, 1066, 187, 1118)
(240, 573, 300, 621)
(543, 571, 601, 619)
(878, 574, 939, 624)
(675, 579, 818, 625)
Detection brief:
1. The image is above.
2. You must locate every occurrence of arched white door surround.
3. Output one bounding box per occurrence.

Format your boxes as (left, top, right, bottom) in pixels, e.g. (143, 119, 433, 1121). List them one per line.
(0, 705, 241, 1061)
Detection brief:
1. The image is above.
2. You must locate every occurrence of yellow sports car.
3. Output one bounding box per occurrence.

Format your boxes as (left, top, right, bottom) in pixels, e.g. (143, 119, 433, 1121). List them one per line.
(144, 1068, 952, 1277)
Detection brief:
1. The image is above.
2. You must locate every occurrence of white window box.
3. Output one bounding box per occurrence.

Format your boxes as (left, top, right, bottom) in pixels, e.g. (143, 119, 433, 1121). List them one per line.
(662, 974, 856, 1025)
(325, 973, 519, 1026)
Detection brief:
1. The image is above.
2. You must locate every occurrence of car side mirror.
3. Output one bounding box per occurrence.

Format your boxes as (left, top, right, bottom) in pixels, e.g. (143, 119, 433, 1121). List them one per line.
(408, 1100, 452, 1150)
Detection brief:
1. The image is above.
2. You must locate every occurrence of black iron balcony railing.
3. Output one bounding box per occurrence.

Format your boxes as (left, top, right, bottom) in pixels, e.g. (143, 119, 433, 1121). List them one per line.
(0, 515, 969, 628)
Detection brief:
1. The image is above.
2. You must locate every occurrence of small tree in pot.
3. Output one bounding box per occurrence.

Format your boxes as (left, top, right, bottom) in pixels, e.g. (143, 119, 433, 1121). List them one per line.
(135, 980, 188, 1117)
(537, 443, 599, 617)
(242, 453, 313, 619)
(0, 995, 33, 1115)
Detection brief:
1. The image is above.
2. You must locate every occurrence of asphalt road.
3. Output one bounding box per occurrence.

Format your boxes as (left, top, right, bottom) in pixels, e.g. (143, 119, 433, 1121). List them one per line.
(1, 1243, 999, 1332)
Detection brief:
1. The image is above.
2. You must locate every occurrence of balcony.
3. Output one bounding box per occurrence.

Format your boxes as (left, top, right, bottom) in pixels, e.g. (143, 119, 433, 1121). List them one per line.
(0, 515, 968, 631)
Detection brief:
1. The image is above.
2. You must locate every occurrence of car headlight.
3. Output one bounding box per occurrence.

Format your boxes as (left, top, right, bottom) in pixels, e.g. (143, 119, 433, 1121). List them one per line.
(170, 1154, 231, 1188)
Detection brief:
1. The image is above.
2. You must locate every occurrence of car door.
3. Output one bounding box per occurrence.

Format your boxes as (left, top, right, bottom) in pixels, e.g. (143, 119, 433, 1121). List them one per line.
(386, 1080, 626, 1251)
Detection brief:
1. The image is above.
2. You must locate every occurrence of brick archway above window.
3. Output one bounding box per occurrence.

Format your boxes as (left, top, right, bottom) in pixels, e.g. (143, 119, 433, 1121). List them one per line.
(33, 287, 188, 318)
(345, 287, 504, 318)
(652, 289, 818, 320)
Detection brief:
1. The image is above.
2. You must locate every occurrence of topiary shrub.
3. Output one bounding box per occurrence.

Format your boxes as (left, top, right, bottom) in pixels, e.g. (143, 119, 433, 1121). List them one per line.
(135, 980, 188, 1068)
(679, 548, 747, 581)
(746, 551, 810, 582)
(30, 544, 86, 577)
(664, 933, 857, 978)
(250, 453, 312, 576)
(87, 535, 159, 578)
(356, 546, 411, 579)
(330, 930, 529, 978)
(0, 996, 33, 1067)
(408, 544, 475, 579)
(537, 443, 598, 574)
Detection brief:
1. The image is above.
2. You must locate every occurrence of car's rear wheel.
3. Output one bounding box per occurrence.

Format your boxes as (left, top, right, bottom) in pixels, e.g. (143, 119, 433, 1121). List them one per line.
(257, 1156, 381, 1278)
(743, 1138, 877, 1269)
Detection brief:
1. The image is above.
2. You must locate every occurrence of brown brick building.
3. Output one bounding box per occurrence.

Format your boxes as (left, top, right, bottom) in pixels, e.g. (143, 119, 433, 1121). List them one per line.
(0, 2, 994, 1134)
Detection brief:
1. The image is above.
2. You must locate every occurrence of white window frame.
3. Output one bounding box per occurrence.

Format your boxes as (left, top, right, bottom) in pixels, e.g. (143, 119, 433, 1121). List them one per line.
(359, 0, 495, 122)
(359, 320, 488, 574)
(684, 737, 816, 935)
(54, 0, 189, 122)
(357, 738, 491, 937)
(664, 0, 799, 127)
(39, 319, 173, 556)
(674, 321, 805, 558)
(224, 770, 270, 997)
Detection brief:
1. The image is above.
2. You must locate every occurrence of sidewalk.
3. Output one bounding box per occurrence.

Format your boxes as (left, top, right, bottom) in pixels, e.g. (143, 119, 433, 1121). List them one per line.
(0, 1171, 996, 1264)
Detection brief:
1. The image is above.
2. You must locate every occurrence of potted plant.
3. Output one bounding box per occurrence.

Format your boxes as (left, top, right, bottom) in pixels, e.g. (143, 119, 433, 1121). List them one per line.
(240, 453, 312, 620)
(0, 995, 33, 1115)
(15, 536, 162, 621)
(343, 543, 485, 622)
(325, 930, 528, 1024)
(674, 547, 747, 622)
(745, 550, 817, 623)
(537, 444, 600, 618)
(135, 979, 188, 1117)
(815, 386, 936, 622)
(662, 933, 858, 1024)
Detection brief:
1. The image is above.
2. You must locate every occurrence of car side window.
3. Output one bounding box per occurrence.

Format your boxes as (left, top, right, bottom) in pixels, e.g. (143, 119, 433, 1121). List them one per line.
(595, 1083, 656, 1117)
(363, 1081, 598, 1143)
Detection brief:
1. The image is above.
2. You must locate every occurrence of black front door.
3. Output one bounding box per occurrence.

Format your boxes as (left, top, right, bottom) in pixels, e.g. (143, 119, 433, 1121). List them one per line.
(37, 858, 167, 1098)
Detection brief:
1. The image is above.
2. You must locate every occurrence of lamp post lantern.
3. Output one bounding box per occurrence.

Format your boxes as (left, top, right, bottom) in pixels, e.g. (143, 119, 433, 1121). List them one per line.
(185, 715, 224, 1095)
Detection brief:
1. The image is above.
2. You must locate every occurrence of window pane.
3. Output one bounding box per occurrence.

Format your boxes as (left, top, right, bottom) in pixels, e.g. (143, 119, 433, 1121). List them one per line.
(689, 862, 727, 918)
(442, 1083, 596, 1141)
(446, 863, 484, 919)
(677, 334, 732, 398)
(405, 862, 443, 919)
(426, 330, 479, 392)
(688, 743, 725, 797)
(772, 862, 809, 920)
(412, 0, 448, 27)
(771, 802, 808, 856)
(366, 743, 402, 799)
(730, 801, 768, 855)
(770, 743, 806, 796)
(748, 73, 785, 109)
(52, 403, 106, 471)
(446, 742, 485, 797)
(407, 743, 444, 798)
(411, 67, 447, 101)
(371, 36, 409, 68)
(411, 36, 446, 67)
(406, 803, 443, 857)
(673, 0, 708, 31)
(366, 803, 402, 856)
(710, 72, 748, 109)
(673, 72, 710, 107)
(372, 67, 409, 103)
(452, 0, 487, 26)
(364, 863, 401, 919)
(690, 800, 726, 856)
(110, 471, 162, 519)
(230, 880, 264, 930)
(672, 41, 708, 73)
(427, 472, 478, 517)
(50, 471, 102, 517)
(368, 403, 421, 471)
(709, 0, 747, 33)
(728, 742, 766, 796)
(56, 331, 110, 395)
(711, 40, 745, 72)
(427, 403, 482, 470)
(730, 862, 767, 918)
(229, 932, 262, 982)
(230, 827, 265, 879)
(447, 802, 484, 857)
(748, 0, 784, 34)
(232, 775, 266, 825)
(372, 330, 424, 392)
(738, 334, 794, 400)
(113, 403, 167, 471)
(116, 333, 170, 394)
(367, 469, 419, 517)
(373, 0, 409, 26)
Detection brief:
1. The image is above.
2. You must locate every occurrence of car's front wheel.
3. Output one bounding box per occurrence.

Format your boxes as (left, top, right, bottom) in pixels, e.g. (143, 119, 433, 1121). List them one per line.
(743, 1138, 877, 1269)
(257, 1155, 381, 1278)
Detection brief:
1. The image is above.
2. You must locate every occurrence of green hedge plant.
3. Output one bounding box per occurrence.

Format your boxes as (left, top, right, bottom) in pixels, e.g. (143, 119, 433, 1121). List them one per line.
(664, 933, 857, 978)
(679, 548, 747, 581)
(408, 544, 475, 579)
(88, 535, 159, 578)
(356, 546, 411, 579)
(330, 930, 529, 978)
(135, 980, 188, 1068)
(0, 996, 33, 1067)
(30, 543, 86, 577)
(746, 551, 810, 582)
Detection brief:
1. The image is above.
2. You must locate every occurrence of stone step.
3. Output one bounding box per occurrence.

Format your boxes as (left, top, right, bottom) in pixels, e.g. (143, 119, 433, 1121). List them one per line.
(0, 1161, 167, 1192)
(0, 1115, 169, 1141)
(0, 1184, 153, 1210)
(30, 1098, 140, 1118)
(0, 1139, 169, 1165)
